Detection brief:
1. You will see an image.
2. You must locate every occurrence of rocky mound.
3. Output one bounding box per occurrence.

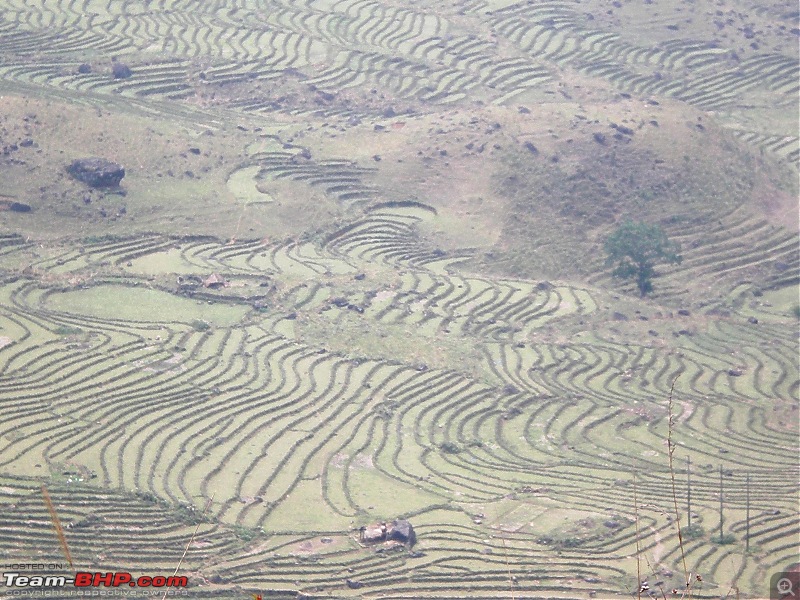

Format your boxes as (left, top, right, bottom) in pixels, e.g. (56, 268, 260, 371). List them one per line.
(67, 157, 125, 188)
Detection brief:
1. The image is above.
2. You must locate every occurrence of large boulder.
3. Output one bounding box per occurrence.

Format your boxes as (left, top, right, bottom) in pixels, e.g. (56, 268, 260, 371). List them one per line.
(387, 519, 415, 546)
(67, 158, 125, 188)
(112, 62, 133, 79)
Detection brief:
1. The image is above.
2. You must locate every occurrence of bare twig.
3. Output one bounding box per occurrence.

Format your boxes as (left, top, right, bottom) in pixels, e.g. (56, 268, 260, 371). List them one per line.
(161, 493, 215, 600)
(634, 472, 642, 600)
(500, 532, 516, 600)
(41, 485, 73, 571)
(667, 376, 690, 594)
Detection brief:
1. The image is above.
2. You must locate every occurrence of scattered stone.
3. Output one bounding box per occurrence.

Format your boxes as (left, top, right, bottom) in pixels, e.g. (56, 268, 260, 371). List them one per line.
(610, 123, 634, 136)
(677, 309, 690, 316)
(728, 368, 743, 377)
(747, 316, 758, 324)
(9, 202, 31, 212)
(523, 141, 539, 154)
(345, 579, 363, 589)
(19, 138, 34, 148)
(67, 157, 125, 188)
(111, 62, 133, 79)
(188, 147, 201, 155)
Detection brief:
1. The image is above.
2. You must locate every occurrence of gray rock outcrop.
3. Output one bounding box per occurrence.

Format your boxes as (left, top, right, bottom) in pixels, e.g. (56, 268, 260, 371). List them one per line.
(67, 158, 125, 188)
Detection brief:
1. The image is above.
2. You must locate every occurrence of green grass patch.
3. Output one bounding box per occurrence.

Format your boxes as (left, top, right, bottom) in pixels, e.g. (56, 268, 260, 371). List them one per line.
(54, 325, 82, 335)
(45, 284, 248, 325)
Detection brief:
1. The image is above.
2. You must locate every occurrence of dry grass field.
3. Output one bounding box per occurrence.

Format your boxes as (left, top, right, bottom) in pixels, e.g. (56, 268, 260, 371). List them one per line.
(0, 0, 797, 598)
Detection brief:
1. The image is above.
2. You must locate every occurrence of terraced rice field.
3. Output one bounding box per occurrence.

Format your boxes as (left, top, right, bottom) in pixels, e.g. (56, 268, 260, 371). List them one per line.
(0, 0, 797, 598)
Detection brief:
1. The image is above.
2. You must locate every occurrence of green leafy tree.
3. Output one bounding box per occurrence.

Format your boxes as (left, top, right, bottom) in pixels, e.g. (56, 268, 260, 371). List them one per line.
(604, 221, 681, 297)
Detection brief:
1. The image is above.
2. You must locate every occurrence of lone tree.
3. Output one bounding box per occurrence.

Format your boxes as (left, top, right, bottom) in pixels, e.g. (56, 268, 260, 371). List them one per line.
(604, 221, 681, 296)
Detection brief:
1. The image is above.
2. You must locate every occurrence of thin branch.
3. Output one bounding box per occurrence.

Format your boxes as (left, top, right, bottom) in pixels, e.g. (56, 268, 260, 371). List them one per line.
(161, 493, 215, 600)
(667, 376, 690, 594)
(41, 485, 74, 572)
(634, 472, 642, 600)
(500, 532, 516, 600)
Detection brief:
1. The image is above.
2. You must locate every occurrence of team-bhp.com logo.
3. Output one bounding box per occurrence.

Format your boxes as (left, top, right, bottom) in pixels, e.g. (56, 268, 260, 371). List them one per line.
(3, 571, 187, 589)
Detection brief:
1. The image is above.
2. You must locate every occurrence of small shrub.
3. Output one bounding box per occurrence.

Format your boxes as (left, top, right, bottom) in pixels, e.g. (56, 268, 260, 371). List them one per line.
(232, 525, 261, 542)
(81, 234, 122, 244)
(55, 325, 82, 335)
(191, 319, 211, 331)
(683, 524, 704, 539)
(793, 305, 800, 318)
(171, 503, 207, 526)
(439, 441, 461, 454)
(713, 533, 736, 545)
(133, 490, 168, 507)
